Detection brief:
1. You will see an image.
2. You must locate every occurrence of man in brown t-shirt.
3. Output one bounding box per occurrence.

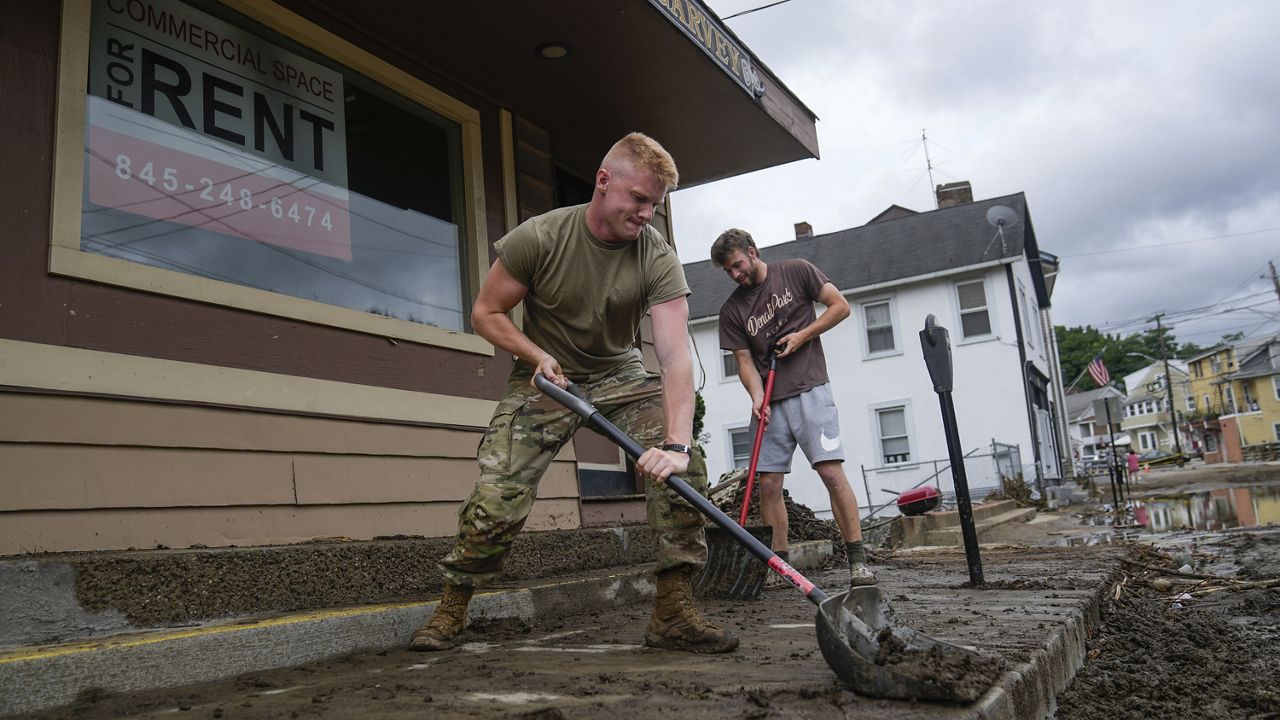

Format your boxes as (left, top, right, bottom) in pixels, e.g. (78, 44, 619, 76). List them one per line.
(712, 228, 875, 587)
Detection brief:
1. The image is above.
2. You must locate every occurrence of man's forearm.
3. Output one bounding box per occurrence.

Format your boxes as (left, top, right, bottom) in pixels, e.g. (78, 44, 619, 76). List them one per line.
(660, 356, 694, 446)
(475, 311, 550, 367)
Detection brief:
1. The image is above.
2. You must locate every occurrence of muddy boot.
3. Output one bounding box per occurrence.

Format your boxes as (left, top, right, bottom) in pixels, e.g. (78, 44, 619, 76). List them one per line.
(846, 540, 877, 587)
(409, 583, 474, 651)
(644, 568, 740, 653)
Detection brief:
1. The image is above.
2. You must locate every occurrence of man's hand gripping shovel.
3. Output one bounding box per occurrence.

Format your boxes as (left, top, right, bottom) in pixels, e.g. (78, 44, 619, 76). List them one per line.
(533, 374, 988, 702)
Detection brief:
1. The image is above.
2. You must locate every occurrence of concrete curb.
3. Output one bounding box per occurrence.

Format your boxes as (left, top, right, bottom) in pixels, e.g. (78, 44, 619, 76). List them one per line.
(969, 585, 1103, 719)
(0, 541, 833, 716)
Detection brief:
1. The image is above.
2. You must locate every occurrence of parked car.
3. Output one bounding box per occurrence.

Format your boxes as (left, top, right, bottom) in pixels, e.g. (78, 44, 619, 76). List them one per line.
(1138, 449, 1181, 466)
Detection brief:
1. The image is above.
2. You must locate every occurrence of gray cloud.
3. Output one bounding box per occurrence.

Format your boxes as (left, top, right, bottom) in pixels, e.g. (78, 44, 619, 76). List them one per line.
(675, 0, 1280, 345)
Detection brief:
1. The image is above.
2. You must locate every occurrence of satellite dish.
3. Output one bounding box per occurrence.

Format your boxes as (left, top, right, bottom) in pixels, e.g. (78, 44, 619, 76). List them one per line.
(986, 205, 1018, 229)
(983, 205, 1019, 256)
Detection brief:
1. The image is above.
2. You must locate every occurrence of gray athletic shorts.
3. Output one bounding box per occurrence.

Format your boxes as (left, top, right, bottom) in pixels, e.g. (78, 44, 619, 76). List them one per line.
(747, 382, 844, 473)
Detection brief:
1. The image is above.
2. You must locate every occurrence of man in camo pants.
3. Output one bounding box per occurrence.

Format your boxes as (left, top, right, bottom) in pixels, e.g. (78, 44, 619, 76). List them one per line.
(410, 132, 738, 654)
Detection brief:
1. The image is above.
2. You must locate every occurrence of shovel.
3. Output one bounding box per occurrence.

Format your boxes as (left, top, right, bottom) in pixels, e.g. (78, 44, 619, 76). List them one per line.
(534, 374, 987, 702)
(697, 347, 781, 600)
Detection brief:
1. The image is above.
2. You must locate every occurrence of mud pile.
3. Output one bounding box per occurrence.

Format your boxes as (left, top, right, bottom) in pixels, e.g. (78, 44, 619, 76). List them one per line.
(1055, 533, 1280, 718)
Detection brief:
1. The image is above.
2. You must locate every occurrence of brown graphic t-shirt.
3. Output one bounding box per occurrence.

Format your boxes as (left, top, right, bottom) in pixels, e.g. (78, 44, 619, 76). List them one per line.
(718, 258, 831, 401)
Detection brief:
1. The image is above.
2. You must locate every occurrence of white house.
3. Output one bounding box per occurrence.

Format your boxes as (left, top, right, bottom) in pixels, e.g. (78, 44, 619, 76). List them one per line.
(1120, 361, 1191, 455)
(684, 185, 1067, 518)
(1063, 385, 1126, 472)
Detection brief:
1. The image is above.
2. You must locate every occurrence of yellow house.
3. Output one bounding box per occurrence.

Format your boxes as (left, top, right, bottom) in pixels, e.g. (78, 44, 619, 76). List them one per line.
(1186, 337, 1280, 462)
(1227, 336, 1280, 460)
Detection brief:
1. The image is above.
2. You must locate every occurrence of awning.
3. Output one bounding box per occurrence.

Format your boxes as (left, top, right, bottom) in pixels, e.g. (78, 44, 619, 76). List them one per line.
(305, 0, 819, 187)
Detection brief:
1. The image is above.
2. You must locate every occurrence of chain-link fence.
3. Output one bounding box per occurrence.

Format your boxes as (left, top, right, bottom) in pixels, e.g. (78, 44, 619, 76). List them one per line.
(859, 440, 1025, 519)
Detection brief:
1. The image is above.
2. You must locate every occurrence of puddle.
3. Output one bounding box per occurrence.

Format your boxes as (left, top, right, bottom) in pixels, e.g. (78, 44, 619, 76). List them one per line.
(1133, 485, 1280, 532)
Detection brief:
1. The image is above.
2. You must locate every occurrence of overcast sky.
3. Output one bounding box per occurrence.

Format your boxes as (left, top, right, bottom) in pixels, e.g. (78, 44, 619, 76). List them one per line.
(673, 0, 1280, 349)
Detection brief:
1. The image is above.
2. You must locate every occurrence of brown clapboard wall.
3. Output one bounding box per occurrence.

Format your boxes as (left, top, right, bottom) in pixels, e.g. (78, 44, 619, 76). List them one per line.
(0, 393, 581, 554)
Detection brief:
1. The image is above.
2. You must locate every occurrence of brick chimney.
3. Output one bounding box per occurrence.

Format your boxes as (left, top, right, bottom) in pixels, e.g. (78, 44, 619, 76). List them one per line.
(935, 181, 973, 209)
(794, 221, 813, 240)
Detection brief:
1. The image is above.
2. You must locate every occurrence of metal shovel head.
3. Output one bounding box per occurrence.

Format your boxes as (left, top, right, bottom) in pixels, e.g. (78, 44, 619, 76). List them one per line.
(815, 586, 986, 703)
(694, 524, 772, 599)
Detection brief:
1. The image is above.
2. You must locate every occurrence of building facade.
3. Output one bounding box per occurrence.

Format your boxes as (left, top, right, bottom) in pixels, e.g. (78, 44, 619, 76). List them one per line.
(1119, 361, 1191, 456)
(0, 0, 819, 554)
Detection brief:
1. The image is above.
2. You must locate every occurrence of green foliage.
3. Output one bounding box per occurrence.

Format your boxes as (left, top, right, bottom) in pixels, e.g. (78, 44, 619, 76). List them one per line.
(693, 391, 706, 444)
(1055, 324, 1204, 392)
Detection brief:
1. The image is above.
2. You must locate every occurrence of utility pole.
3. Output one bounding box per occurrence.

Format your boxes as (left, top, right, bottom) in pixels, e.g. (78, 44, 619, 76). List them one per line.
(1153, 314, 1185, 465)
(1269, 261, 1280, 305)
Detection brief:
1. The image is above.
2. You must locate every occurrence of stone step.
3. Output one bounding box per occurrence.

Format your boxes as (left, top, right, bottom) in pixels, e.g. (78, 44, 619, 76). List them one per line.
(922, 507, 1039, 547)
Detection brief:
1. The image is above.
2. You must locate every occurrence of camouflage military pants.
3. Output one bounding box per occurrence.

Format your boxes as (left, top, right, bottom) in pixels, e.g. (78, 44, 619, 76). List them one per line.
(439, 362, 708, 587)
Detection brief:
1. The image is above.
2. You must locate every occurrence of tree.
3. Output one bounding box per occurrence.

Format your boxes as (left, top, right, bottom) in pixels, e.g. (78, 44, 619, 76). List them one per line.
(1054, 325, 1202, 393)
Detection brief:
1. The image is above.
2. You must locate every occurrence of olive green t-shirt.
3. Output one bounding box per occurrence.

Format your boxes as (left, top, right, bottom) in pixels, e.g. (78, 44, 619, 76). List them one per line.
(495, 204, 690, 378)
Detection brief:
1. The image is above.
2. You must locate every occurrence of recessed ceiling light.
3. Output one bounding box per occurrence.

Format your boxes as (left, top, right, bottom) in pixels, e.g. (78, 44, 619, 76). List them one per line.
(535, 42, 570, 60)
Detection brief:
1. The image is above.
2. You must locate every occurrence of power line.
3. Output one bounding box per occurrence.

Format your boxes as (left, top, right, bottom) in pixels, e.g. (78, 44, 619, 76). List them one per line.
(722, 0, 794, 20)
(1058, 226, 1280, 259)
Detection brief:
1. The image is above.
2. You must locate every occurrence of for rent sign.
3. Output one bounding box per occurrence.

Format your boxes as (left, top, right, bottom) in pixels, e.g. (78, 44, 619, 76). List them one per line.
(86, 0, 352, 260)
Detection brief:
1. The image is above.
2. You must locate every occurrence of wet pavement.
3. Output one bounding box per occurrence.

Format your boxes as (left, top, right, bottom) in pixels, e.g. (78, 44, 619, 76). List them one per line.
(5, 546, 1123, 719)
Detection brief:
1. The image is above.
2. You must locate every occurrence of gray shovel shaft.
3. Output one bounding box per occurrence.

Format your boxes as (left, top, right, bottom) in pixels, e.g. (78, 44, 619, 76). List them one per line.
(532, 374, 829, 605)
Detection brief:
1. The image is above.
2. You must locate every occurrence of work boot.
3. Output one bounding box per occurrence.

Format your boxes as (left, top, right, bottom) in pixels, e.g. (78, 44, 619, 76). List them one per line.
(849, 562, 878, 587)
(409, 583, 474, 651)
(644, 568, 740, 653)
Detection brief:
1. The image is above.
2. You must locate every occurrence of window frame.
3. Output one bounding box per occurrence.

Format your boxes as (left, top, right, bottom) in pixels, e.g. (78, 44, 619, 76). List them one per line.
(48, 0, 492, 354)
(727, 425, 751, 469)
(870, 400, 913, 466)
(1274, 376, 1280, 401)
(720, 349, 740, 383)
(858, 295, 901, 359)
(953, 277, 995, 342)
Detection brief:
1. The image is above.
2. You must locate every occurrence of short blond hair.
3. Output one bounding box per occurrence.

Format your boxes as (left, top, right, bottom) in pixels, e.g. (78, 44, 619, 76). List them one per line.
(602, 132, 679, 190)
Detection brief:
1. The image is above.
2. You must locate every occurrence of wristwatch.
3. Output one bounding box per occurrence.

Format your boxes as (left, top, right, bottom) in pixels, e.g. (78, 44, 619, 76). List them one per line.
(660, 443, 691, 455)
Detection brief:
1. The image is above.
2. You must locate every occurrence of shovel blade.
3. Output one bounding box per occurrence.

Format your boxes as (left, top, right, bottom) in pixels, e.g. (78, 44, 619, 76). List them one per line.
(815, 586, 993, 703)
(694, 525, 772, 599)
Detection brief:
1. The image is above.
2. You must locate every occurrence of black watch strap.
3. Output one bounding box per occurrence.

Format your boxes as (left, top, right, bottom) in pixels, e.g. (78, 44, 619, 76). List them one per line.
(660, 443, 691, 454)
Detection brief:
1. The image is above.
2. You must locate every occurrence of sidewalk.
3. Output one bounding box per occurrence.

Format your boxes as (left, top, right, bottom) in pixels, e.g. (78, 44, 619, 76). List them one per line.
(0, 536, 1125, 718)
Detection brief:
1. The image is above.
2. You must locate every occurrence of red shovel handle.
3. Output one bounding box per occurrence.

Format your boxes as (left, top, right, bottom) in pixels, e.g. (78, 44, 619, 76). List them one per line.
(739, 351, 779, 525)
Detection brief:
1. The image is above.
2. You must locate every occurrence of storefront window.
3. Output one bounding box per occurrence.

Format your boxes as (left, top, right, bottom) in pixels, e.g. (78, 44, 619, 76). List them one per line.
(79, 0, 468, 330)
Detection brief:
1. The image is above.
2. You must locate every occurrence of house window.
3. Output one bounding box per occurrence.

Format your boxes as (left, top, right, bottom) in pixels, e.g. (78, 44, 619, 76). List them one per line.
(1185, 395, 1196, 412)
(1019, 283, 1035, 349)
(1210, 356, 1222, 374)
(57, 0, 486, 347)
(1205, 433, 1218, 452)
(729, 427, 752, 469)
(1139, 432, 1157, 451)
(956, 280, 991, 338)
(876, 406, 911, 464)
(1193, 362, 1203, 378)
(862, 300, 895, 354)
(1274, 422, 1280, 443)
(721, 349, 739, 380)
(1081, 422, 1093, 437)
(1274, 376, 1280, 401)
(1224, 387, 1236, 413)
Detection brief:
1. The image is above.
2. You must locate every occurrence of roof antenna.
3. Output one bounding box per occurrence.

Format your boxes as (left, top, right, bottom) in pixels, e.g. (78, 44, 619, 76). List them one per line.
(983, 205, 1018, 257)
(922, 129, 938, 209)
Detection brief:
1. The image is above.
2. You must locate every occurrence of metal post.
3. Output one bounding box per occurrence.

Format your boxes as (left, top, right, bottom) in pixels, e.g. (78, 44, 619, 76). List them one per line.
(920, 316, 983, 585)
(861, 464, 872, 517)
(1102, 397, 1124, 524)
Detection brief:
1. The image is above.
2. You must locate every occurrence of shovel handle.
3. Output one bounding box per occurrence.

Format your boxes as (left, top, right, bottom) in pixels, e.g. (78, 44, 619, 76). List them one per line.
(533, 373, 828, 605)
(739, 350, 779, 525)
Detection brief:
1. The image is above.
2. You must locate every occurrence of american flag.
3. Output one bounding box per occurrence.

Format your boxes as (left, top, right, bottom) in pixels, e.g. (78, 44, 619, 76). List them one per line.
(1087, 352, 1110, 387)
